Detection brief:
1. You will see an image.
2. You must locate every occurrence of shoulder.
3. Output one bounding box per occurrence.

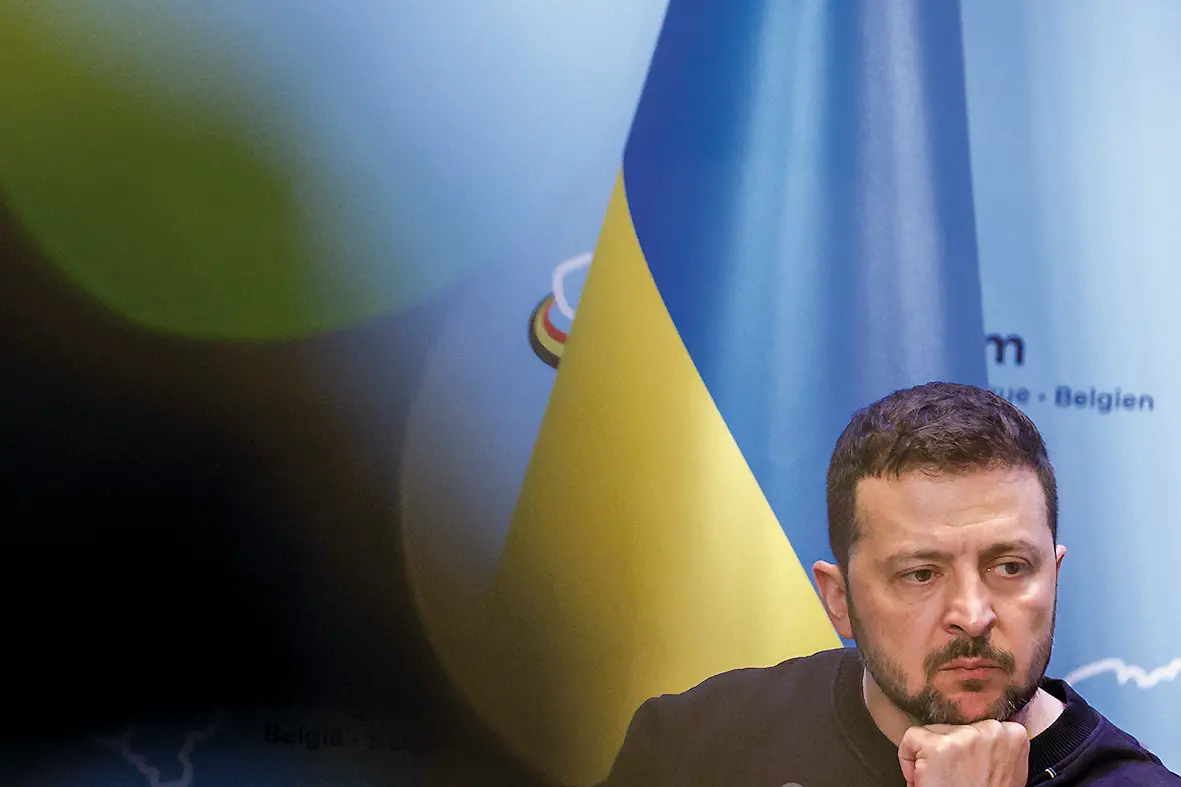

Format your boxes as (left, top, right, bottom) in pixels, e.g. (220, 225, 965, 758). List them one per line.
(1048, 680, 1181, 785)
(596, 648, 850, 786)
(1082, 720, 1181, 786)
(653, 646, 848, 721)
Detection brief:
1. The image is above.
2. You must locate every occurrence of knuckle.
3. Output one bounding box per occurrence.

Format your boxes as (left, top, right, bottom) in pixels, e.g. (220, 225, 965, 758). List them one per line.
(1003, 722, 1030, 747)
(951, 727, 979, 744)
(899, 727, 925, 753)
(934, 736, 958, 755)
(974, 719, 1002, 736)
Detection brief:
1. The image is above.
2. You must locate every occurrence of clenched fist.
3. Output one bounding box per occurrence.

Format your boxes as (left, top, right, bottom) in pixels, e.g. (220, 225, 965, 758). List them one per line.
(898, 720, 1029, 787)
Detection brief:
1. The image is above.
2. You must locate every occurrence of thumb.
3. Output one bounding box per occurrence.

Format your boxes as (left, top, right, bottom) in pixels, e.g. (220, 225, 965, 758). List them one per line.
(898, 727, 931, 787)
(899, 756, 916, 787)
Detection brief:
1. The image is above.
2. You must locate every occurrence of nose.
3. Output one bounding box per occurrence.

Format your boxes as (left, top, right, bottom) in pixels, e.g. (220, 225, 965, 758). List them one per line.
(943, 573, 997, 638)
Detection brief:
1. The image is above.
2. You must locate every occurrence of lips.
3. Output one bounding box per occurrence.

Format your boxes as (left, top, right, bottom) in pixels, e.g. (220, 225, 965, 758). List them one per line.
(939, 659, 1004, 679)
(942, 659, 1001, 671)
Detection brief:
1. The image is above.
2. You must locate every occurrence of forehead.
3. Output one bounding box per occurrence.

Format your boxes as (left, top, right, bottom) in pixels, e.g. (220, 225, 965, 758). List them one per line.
(852, 466, 1050, 555)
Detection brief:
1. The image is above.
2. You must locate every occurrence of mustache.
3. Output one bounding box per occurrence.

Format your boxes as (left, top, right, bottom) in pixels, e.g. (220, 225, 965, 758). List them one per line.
(924, 636, 1017, 678)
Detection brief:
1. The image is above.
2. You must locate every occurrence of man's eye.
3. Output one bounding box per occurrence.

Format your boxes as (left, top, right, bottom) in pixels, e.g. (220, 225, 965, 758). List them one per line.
(994, 561, 1026, 577)
(905, 568, 936, 584)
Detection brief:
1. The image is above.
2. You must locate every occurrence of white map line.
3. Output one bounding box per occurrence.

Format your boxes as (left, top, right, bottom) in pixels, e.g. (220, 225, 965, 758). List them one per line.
(97, 716, 220, 787)
(551, 251, 593, 320)
(1065, 657, 1181, 689)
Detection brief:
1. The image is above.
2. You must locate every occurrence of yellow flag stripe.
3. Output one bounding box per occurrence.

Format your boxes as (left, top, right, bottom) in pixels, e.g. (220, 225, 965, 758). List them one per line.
(455, 172, 841, 786)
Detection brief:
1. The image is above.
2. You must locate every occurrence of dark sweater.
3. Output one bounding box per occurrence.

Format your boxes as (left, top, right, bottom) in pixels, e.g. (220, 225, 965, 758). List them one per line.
(597, 648, 1180, 786)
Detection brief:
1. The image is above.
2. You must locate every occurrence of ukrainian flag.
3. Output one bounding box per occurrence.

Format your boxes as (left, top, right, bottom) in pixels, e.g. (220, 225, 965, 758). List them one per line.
(456, 2, 988, 784)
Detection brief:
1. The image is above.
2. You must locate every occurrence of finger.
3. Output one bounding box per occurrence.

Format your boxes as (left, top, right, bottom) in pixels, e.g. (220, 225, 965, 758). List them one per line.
(1001, 720, 1033, 742)
(899, 756, 915, 787)
(969, 719, 1004, 734)
(921, 724, 960, 735)
(898, 726, 940, 762)
(1002, 721, 1033, 750)
(968, 719, 1032, 744)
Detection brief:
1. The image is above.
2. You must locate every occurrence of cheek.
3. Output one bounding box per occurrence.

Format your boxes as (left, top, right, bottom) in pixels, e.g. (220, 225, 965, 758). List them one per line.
(1000, 582, 1057, 629)
(863, 597, 937, 661)
(994, 590, 1057, 655)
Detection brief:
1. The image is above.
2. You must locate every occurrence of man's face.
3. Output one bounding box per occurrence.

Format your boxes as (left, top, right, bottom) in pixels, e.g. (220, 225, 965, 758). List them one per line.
(845, 466, 1063, 725)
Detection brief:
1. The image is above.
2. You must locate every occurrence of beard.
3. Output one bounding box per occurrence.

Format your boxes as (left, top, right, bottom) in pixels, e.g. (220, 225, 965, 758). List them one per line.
(848, 594, 1055, 725)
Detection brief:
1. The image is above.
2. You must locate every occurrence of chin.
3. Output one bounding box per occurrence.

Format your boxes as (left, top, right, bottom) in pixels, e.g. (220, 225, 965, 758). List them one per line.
(952, 697, 1005, 723)
(945, 690, 1022, 724)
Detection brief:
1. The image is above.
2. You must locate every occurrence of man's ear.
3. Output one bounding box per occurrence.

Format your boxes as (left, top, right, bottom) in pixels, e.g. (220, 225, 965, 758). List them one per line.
(813, 560, 854, 640)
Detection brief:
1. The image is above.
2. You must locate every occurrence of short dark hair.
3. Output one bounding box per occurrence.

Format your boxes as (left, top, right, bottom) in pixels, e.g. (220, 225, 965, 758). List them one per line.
(826, 381, 1057, 570)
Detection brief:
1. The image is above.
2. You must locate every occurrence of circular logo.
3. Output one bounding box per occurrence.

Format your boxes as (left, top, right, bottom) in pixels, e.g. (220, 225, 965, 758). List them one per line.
(528, 251, 592, 367)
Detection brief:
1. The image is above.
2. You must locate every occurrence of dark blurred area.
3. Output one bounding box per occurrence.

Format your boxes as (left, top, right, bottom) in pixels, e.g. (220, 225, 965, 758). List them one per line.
(0, 195, 547, 784)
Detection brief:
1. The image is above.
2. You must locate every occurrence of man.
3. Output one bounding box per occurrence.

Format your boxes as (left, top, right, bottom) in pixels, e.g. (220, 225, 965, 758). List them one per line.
(597, 383, 1180, 787)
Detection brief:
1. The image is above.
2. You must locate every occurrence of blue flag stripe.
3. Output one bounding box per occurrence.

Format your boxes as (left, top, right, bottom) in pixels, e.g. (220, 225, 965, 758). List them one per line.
(622, 0, 988, 568)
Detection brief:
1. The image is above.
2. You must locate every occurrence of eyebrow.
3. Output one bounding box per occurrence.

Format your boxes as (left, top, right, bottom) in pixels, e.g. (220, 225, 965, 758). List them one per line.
(883, 539, 1044, 568)
(883, 549, 955, 568)
(978, 539, 1043, 564)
